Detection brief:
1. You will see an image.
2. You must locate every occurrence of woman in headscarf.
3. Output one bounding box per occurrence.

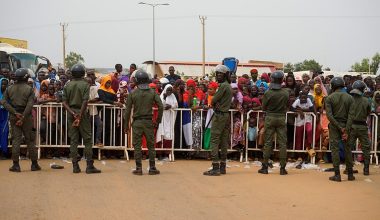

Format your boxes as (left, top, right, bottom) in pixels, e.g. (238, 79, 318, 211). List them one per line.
(231, 83, 243, 111)
(98, 75, 123, 147)
(183, 79, 205, 150)
(156, 84, 178, 158)
(0, 78, 9, 158)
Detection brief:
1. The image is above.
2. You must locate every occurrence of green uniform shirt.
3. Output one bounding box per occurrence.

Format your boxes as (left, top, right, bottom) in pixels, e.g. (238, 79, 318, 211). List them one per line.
(62, 79, 89, 110)
(325, 90, 353, 128)
(346, 95, 371, 129)
(124, 87, 163, 125)
(262, 88, 289, 115)
(211, 81, 232, 112)
(0, 82, 34, 117)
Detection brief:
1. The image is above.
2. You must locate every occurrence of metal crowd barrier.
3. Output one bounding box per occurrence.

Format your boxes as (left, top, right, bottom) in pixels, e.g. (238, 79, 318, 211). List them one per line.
(170, 108, 244, 162)
(10, 104, 380, 165)
(245, 110, 317, 164)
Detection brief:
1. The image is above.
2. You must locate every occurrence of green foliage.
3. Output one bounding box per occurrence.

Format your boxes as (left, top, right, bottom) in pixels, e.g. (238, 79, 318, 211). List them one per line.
(351, 53, 380, 74)
(65, 52, 84, 69)
(293, 59, 322, 72)
(284, 62, 294, 73)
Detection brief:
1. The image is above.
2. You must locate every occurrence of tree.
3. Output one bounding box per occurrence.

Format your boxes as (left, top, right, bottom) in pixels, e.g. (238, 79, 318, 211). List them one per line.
(293, 59, 323, 72)
(351, 53, 380, 74)
(65, 52, 84, 69)
(283, 62, 294, 73)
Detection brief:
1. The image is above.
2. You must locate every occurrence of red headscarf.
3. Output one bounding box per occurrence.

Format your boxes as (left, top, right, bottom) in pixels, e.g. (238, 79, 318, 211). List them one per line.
(186, 79, 196, 88)
(238, 77, 248, 91)
(252, 98, 261, 106)
(261, 73, 270, 83)
(208, 81, 219, 90)
(243, 96, 252, 104)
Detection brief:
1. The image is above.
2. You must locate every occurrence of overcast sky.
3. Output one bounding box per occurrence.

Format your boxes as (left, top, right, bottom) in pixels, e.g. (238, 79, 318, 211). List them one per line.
(1, 0, 379, 71)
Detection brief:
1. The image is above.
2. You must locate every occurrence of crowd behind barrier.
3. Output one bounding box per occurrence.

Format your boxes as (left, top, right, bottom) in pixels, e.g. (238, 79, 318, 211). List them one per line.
(1, 65, 380, 165)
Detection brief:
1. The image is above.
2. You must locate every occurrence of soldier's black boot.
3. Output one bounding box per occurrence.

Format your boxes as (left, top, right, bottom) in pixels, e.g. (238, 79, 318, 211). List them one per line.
(133, 160, 143, 175)
(9, 161, 21, 172)
(329, 167, 341, 182)
(148, 161, 160, 175)
(363, 160, 370, 176)
(280, 165, 288, 175)
(347, 167, 355, 181)
(258, 163, 268, 174)
(203, 162, 220, 176)
(220, 161, 226, 175)
(72, 160, 81, 173)
(86, 160, 101, 174)
(31, 160, 41, 171)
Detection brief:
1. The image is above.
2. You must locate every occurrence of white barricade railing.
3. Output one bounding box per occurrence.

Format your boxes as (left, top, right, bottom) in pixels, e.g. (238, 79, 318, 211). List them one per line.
(35, 103, 128, 160)
(313, 113, 378, 165)
(245, 110, 317, 164)
(22, 104, 380, 165)
(171, 108, 244, 161)
(128, 107, 175, 161)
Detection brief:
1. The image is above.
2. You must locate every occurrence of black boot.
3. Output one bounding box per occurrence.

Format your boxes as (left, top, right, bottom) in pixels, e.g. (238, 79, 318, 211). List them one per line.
(220, 161, 226, 175)
(203, 162, 220, 176)
(363, 160, 370, 176)
(133, 160, 143, 175)
(86, 160, 101, 174)
(72, 160, 81, 173)
(280, 165, 288, 175)
(329, 167, 341, 182)
(347, 167, 355, 181)
(9, 161, 21, 172)
(258, 163, 268, 174)
(31, 160, 41, 171)
(148, 161, 160, 175)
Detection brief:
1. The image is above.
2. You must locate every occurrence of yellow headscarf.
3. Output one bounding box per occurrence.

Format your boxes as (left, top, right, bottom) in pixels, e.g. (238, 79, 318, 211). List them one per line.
(313, 84, 325, 108)
(99, 75, 115, 94)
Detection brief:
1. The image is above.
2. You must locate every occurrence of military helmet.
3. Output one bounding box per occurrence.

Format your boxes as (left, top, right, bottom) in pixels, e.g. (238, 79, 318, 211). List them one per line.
(350, 80, 366, 95)
(71, 64, 86, 78)
(270, 71, 284, 90)
(330, 77, 345, 91)
(135, 70, 150, 84)
(14, 68, 29, 81)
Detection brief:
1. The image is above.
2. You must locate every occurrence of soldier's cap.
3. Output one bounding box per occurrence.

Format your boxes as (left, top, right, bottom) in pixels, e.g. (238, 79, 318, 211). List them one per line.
(350, 88, 363, 96)
(215, 64, 230, 74)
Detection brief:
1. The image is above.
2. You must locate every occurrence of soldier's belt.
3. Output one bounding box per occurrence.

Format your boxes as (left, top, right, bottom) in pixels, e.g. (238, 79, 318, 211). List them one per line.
(134, 116, 152, 121)
(353, 120, 367, 126)
(14, 106, 26, 113)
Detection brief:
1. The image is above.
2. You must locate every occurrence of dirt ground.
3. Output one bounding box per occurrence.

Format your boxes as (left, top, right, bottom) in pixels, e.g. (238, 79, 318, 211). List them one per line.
(1, 159, 379, 220)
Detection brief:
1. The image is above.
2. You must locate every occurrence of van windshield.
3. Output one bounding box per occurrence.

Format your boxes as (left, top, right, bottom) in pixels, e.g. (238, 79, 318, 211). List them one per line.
(11, 53, 38, 72)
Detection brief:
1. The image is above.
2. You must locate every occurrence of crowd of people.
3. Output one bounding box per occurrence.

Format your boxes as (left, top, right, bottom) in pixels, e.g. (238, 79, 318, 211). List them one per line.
(0, 63, 379, 167)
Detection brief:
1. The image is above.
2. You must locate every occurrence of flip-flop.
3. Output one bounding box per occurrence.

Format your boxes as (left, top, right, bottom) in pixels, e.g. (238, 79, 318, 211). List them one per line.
(51, 164, 64, 169)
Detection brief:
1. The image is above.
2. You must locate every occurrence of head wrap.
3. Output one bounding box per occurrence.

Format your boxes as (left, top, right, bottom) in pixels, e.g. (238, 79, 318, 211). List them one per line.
(250, 69, 258, 74)
(208, 81, 218, 89)
(261, 73, 270, 83)
(186, 79, 196, 88)
(99, 75, 115, 94)
(231, 83, 238, 89)
(251, 98, 261, 106)
(243, 96, 252, 104)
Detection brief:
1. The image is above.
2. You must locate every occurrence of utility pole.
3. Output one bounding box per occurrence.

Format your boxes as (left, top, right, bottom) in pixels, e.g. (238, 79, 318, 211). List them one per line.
(199, 16, 207, 77)
(60, 23, 68, 69)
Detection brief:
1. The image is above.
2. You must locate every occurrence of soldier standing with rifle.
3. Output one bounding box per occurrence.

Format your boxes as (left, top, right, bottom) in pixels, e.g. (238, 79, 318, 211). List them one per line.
(0, 68, 41, 172)
(203, 64, 232, 176)
(62, 64, 101, 174)
(325, 77, 353, 182)
(124, 70, 163, 175)
(258, 71, 289, 175)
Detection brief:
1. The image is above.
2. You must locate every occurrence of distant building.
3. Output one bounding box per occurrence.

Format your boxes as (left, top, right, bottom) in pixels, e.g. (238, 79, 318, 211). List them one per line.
(142, 60, 281, 78)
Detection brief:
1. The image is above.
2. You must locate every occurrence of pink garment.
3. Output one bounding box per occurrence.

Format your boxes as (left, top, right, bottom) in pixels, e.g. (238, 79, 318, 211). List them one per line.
(295, 122, 313, 150)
